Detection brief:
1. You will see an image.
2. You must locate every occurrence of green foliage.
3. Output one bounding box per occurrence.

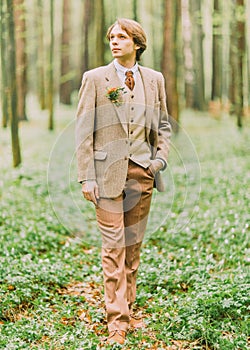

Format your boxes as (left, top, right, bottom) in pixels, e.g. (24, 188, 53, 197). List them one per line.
(0, 110, 249, 349)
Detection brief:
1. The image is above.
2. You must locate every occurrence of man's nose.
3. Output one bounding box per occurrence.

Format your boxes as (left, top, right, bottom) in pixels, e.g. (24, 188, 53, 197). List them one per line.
(111, 37, 118, 45)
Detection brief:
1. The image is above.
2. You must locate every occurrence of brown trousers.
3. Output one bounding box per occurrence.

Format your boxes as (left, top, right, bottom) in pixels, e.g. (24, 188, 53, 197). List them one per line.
(96, 160, 154, 332)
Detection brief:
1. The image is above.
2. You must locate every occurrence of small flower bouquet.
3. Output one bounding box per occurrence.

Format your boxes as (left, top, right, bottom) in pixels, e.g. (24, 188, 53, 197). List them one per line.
(106, 87, 126, 106)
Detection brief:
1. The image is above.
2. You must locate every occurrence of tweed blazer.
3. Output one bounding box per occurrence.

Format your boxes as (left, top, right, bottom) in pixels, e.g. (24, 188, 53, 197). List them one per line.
(76, 61, 171, 198)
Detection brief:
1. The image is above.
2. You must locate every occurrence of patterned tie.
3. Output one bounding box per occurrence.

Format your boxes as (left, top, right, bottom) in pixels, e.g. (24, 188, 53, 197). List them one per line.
(125, 70, 135, 90)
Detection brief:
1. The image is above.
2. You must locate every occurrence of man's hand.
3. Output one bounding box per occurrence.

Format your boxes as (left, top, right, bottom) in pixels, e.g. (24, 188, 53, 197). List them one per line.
(82, 180, 99, 206)
(149, 159, 164, 176)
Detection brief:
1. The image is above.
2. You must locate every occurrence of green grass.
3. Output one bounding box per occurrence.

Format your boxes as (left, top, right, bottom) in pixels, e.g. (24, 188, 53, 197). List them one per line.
(0, 103, 249, 349)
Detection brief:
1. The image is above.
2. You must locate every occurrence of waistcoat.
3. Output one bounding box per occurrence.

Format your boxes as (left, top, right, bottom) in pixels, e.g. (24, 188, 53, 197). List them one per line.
(123, 71, 151, 168)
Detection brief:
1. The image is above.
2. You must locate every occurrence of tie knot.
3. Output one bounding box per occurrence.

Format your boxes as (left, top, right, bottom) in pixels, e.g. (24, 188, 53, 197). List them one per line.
(125, 70, 133, 77)
(125, 70, 135, 90)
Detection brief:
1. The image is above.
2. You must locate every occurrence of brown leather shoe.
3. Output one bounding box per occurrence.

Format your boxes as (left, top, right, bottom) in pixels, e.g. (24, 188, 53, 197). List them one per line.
(106, 330, 126, 345)
(129, 315, 146, 329)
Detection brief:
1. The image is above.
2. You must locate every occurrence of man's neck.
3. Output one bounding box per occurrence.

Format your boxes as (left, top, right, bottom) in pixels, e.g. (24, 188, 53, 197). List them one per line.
(116, 58, 136, 69)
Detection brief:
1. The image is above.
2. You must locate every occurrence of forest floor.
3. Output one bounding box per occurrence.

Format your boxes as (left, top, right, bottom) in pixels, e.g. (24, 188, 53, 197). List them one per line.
(0, 102, 249, 349)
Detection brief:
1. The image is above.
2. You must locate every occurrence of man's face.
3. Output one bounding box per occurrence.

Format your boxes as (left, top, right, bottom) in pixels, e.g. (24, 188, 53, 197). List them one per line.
(109, 24, 139, 63)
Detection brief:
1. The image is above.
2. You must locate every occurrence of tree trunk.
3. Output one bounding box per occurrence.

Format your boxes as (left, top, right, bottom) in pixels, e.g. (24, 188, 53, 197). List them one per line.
(59, 0, 72, 105)
(181, 0, 194, 108)
(161, 0, 180, 132)
(211, 0, 222, 101)
(230, 0, 245, 127)
(6, 0, 22, 167)
(78, 0, 92, 89)
(83, 0, 91, 73)
(133, 0, 138, 22)
(1, 0, 8, 128)
(48, 0, 54, 130)
(229, 0, 237, 113)
(36, 0, 46, 109)
(14, 0, 27, 120)
(247, 0, 250, 108)
(190, 0, 206, 110)
(95, 0, 105, 67)
(235, 0, 245, 128)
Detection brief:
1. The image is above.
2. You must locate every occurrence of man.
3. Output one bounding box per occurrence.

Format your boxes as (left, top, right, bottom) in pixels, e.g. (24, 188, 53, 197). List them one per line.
(76, 18, 171, 345)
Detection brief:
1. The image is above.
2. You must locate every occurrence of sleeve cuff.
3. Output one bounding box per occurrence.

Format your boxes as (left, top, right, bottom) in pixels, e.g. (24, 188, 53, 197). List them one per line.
(156, 158, 167, 171)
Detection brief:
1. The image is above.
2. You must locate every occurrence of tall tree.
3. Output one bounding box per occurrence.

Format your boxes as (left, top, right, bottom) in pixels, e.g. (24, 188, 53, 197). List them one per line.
(0, 0, 8, 128)
(133, 0, 138, 22)
(211, 0, 222, 101)
(190, 0, 206, 110)
(14, 0, 27, 120)
(229, 2, 236, 110)
(181, 0, 194, 108)
(48, 0, 54, 130)
(234, 0, 246, 127)
(229, 0, 246, 127)
(36, 0, 46, 109)
(60, 0, 72, 105)
(247, 0, 250, 108)
(78, 0, 92, 87)
(220, 0, 231, 105)
(161, 0, 181, 132)
(6, 0, 22, 166)
(95, 0, 105, 67)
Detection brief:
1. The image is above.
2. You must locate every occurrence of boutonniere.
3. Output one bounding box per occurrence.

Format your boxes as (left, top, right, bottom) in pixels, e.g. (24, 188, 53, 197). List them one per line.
(106, 87, 126, 106)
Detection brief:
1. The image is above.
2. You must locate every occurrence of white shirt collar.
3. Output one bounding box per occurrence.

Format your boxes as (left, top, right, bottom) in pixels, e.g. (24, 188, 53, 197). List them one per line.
(114, 59, 138, 80)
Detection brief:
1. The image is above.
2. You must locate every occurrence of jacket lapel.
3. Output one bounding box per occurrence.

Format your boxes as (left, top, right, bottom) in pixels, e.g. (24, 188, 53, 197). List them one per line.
(138, 66, 156, 135)
(104, 62, 128, 134)
(138, 66, 155, 108)
(104, 63, 156, 135)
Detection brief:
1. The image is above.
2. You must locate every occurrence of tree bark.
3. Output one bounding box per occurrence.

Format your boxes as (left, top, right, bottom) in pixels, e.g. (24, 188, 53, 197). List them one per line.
(59, 0, 72, 105)
(79, 0, 91, 81)
(230, 0, 245, 127)
(190, 0, 206, 110)
(1, 0, 8, 128)
(211, 0, 222, 101)
(181, 0, 194, 108)
(14, 0, 27, 120)
(48, 0, 54, 130)
(6, 0, 22, 166)
(235, 0, 245, 128)
(133, 0, 138, 22)
(161, 0, 180, 132)
(229, 0, 237, 112)
(95, 0, 105, 67)
(36, 0, 46, 109)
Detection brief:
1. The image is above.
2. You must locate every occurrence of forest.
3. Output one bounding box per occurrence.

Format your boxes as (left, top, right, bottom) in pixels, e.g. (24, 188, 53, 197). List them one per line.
(1, 0, 250, 166)
(0, 0, 250, 349)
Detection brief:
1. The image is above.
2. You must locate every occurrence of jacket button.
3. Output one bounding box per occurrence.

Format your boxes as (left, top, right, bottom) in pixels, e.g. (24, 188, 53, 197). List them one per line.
(124, 156, 128, 160)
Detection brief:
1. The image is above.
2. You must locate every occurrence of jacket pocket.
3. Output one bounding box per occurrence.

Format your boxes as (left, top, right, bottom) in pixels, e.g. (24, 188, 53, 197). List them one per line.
(94, 150, 107, 160)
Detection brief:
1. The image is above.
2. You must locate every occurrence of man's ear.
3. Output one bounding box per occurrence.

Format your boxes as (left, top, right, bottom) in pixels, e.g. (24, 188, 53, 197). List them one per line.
(135, 44, 140, 51)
